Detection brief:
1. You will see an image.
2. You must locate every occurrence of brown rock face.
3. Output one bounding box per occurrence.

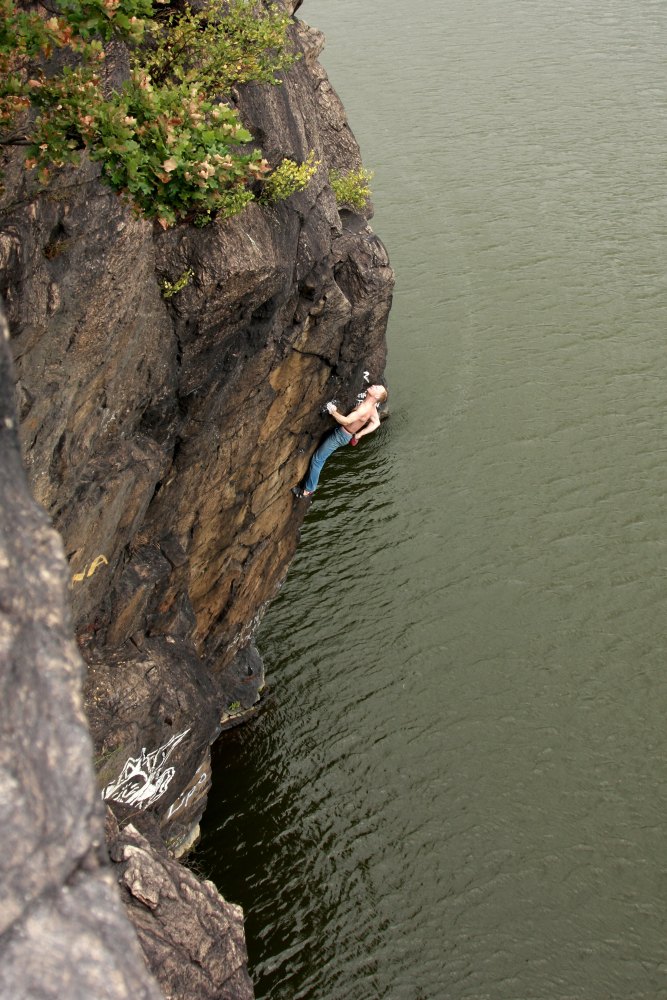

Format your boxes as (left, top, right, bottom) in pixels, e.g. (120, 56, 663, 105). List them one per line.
(0, 8, 393, 997)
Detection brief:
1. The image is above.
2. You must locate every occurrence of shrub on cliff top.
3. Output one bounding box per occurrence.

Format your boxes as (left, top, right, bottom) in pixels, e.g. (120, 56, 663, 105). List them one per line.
(0, 0, 316, 226)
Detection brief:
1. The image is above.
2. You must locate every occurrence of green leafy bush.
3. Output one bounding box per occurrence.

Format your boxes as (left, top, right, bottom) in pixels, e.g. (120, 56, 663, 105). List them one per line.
(260, 150, 320, 204)
(139, 0, 296, 91)
(329, 166, 374, 211)
(0, 0, 314, 226)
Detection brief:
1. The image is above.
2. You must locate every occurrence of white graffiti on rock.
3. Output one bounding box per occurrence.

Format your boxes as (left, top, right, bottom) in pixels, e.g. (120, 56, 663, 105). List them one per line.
(103, 729, 190, 808)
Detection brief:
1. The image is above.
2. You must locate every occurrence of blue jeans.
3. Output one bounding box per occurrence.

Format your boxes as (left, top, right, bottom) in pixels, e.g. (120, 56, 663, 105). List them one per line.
(303, 426, 353, 492)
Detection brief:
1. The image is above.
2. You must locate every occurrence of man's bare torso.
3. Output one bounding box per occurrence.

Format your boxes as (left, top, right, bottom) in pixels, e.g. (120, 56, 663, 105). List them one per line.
(345, 398, 378, 434)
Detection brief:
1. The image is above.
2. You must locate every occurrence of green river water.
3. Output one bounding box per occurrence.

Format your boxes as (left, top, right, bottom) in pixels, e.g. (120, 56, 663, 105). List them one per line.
(200, 1, 667, 997)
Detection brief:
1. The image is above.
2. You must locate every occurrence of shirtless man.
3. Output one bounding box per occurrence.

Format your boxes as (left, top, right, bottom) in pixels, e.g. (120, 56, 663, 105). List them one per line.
(292, 384, 388, 498)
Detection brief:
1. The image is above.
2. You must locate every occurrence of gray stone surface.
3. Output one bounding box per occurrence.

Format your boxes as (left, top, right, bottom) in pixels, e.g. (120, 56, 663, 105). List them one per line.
(0, 306, 162, 1000)
(109, 818, 253, 1000)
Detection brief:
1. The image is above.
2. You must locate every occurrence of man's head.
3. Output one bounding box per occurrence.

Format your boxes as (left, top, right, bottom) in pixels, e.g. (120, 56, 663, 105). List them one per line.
(368, 384, 388, 403)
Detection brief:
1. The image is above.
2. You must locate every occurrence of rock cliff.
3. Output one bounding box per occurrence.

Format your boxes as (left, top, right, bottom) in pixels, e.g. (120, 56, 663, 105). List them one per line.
(0, 308, 163, 999)
(0, 2, 393, 995)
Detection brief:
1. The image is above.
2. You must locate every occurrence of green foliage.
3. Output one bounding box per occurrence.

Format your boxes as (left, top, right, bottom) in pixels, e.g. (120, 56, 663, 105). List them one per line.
(161, 266, 194, 298)
(260, 150, 320, 204)
(87, 79, 263, 226)
(55, 0, 152, 42)
(0, 0, 307, 225)
(140, 0, 296, 91)
(329, 166, 374, 211)
(0, 0, 91, 135)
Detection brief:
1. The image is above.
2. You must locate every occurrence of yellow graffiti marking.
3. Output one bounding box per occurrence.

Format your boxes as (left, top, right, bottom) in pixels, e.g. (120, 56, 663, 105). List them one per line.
(87, 554, 108, 577)
(71, 554, 108, 586)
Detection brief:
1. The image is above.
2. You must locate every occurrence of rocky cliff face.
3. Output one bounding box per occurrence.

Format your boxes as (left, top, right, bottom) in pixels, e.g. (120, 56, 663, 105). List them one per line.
(0, 308, 163, 1000)
(0, 2, 393, 995)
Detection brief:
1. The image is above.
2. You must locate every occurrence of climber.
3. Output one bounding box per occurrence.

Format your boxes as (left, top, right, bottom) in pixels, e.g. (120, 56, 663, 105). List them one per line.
(292, 384, 388, 499)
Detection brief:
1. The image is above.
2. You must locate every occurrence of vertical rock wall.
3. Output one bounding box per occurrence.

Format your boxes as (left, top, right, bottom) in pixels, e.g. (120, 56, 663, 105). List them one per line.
(0, 307, 164, 999)
(0, 3, 393, 995)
